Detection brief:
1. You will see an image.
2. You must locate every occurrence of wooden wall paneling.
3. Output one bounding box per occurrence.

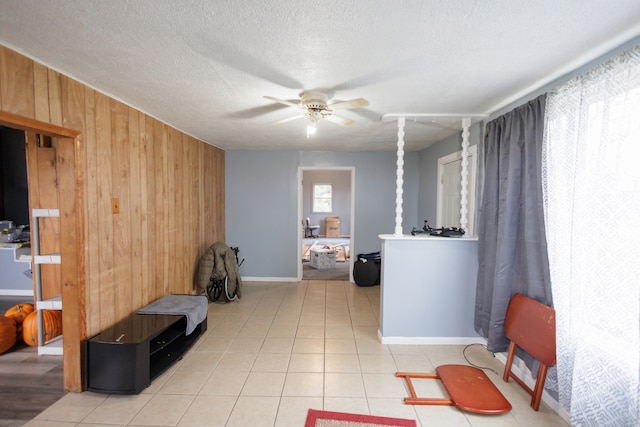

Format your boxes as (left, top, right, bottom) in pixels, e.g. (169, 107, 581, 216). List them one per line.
(189, 137, 199, 290)
(0, 46, 35, 117)
(47, 70, 63, 127)
(33, 62, 50, 123)
(7, 126, 64, 310)
(24, 132, 44, 298)
(152, 119, 166, 300)
(94, 92, 115, 330)
(35, 146, 61, 300)
(56, 135, 84, 391)
(58, 80, 87, 390)
(166, 128, 177, 293)
(193, 141, 201, 281)
(59, 76, 87, 392)
(138, 114, 153, 308)
(1, 44, 226, 391)
(61, 76, 85, 135)
(143, 116, 155, 305)
(183, 137, 189, 290)
(110, 100, 132, 320)
(176, 130, 184, 291)
(184, 137, 194, 293)
(24, 132, 40, 210)
(183, 136, 191, 293)
(83, 88, 100, 336)
(129, 108, 143, 311)
(190, 138, 199, 289)
(164, 123, 173, 295)
(174, 132, 185, 292)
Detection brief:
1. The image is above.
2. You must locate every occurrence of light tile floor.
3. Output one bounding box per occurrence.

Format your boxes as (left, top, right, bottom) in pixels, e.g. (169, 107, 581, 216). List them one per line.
(26, 280, 569, 426)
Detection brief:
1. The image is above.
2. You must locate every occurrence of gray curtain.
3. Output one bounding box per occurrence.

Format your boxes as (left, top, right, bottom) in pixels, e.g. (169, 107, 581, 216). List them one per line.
(475, 94, 552, 353)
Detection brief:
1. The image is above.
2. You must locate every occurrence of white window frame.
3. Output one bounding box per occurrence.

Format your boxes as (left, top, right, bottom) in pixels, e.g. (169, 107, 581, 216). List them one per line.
(312, 183, 333, 213)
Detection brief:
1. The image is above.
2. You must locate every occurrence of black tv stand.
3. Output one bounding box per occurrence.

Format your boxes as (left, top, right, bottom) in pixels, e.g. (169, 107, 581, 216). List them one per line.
(85, 313, 207, 394)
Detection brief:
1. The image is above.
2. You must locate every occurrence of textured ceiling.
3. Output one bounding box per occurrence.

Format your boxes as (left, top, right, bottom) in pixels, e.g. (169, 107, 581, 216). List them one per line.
(1, 0, 640, 151)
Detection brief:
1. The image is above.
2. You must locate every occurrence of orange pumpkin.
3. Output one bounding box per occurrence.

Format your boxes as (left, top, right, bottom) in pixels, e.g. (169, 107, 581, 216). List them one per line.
(4, 303, 35, 324)
(0, 315, 17, 354)
(21, 310, 63, 346)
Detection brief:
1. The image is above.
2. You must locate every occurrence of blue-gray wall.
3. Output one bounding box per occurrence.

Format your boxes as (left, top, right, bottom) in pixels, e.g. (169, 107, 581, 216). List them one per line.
(226, 150, 420, 279)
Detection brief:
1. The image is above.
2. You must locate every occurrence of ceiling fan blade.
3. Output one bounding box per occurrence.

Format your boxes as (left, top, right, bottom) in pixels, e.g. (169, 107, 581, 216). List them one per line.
(328, 98, 369, 110)
(264, 96, 301, 109)
(325, 114, 354, 126)
(272, 115, 305, 125)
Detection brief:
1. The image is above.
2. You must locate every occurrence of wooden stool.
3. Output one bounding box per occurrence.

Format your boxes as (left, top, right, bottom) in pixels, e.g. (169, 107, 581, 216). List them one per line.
(396, 365, 512, 415)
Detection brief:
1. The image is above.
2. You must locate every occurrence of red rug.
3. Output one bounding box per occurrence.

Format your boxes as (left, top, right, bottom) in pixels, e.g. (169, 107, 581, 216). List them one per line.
(305, 409, 417, 427)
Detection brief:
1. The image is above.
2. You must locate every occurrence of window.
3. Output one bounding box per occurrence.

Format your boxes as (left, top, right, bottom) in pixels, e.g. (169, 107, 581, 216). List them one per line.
(543, 45, 640, 425)
(313, 184, 332, 212)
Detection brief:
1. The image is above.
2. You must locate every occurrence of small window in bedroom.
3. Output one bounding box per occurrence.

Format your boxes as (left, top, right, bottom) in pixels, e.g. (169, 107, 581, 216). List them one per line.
(313, 184, 332, 212)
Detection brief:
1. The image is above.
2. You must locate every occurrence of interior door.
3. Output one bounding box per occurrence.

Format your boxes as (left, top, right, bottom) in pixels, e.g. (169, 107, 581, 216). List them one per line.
(440, 159, 462, 228)
(437, 145, 477, 235)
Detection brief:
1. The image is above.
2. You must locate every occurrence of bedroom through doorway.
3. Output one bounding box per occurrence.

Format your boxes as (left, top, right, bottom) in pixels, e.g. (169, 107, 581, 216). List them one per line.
(298, 167, 354, 281)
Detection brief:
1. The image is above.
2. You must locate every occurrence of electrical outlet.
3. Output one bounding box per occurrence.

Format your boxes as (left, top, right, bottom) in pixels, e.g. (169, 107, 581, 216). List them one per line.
(112, 198, 120, 214)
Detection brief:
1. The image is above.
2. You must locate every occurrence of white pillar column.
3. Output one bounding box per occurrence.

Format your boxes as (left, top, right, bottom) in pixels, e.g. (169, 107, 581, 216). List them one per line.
(394, 117, 405, 236)
(460, 118, 471, 235)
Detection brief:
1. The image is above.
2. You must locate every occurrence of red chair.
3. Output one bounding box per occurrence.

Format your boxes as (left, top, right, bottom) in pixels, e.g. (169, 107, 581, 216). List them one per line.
(396, 365, 512, 415)
(503, 293, 556, 411)
(396, 293, 556, 414)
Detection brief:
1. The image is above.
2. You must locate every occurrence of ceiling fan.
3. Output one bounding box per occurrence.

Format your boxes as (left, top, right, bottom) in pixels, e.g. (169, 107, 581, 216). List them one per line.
(264, 90, 369, 126)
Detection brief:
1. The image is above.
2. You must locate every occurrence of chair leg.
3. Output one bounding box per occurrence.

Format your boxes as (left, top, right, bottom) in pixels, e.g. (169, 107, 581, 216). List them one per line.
(503, 341, 549, 412)
(395, 372, 454, 406)
(503, 341, 517, 382)
(531, 364, 549, 411)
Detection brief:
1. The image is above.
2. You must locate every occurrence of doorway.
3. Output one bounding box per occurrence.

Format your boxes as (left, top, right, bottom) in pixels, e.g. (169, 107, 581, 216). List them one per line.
(0, 111, 84, 391)
(298, 167, 355, 281)
(0, 127, 32, 297)
(436, 145, 477, 236)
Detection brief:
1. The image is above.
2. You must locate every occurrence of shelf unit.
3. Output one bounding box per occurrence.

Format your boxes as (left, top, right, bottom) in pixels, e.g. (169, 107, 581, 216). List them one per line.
(32, 208, 63, 355)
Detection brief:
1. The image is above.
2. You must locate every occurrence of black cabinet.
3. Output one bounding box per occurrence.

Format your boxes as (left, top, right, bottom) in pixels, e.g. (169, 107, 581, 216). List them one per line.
(85, 313, 207, 394)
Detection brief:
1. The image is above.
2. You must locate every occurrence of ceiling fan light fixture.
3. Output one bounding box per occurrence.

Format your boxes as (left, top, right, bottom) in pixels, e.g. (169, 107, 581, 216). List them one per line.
(265, 90, 368, 127)
(305, 109, 323, 123)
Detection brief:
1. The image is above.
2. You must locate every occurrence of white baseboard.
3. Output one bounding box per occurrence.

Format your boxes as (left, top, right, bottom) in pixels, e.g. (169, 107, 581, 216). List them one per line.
(241, 276, 355, 284)
(241, 276, 300, 282)
(377, 330, 486, 345)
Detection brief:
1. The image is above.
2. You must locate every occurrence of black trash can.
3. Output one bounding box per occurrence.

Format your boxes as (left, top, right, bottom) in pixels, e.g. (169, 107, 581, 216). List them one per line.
(353, 251, 381, 287)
